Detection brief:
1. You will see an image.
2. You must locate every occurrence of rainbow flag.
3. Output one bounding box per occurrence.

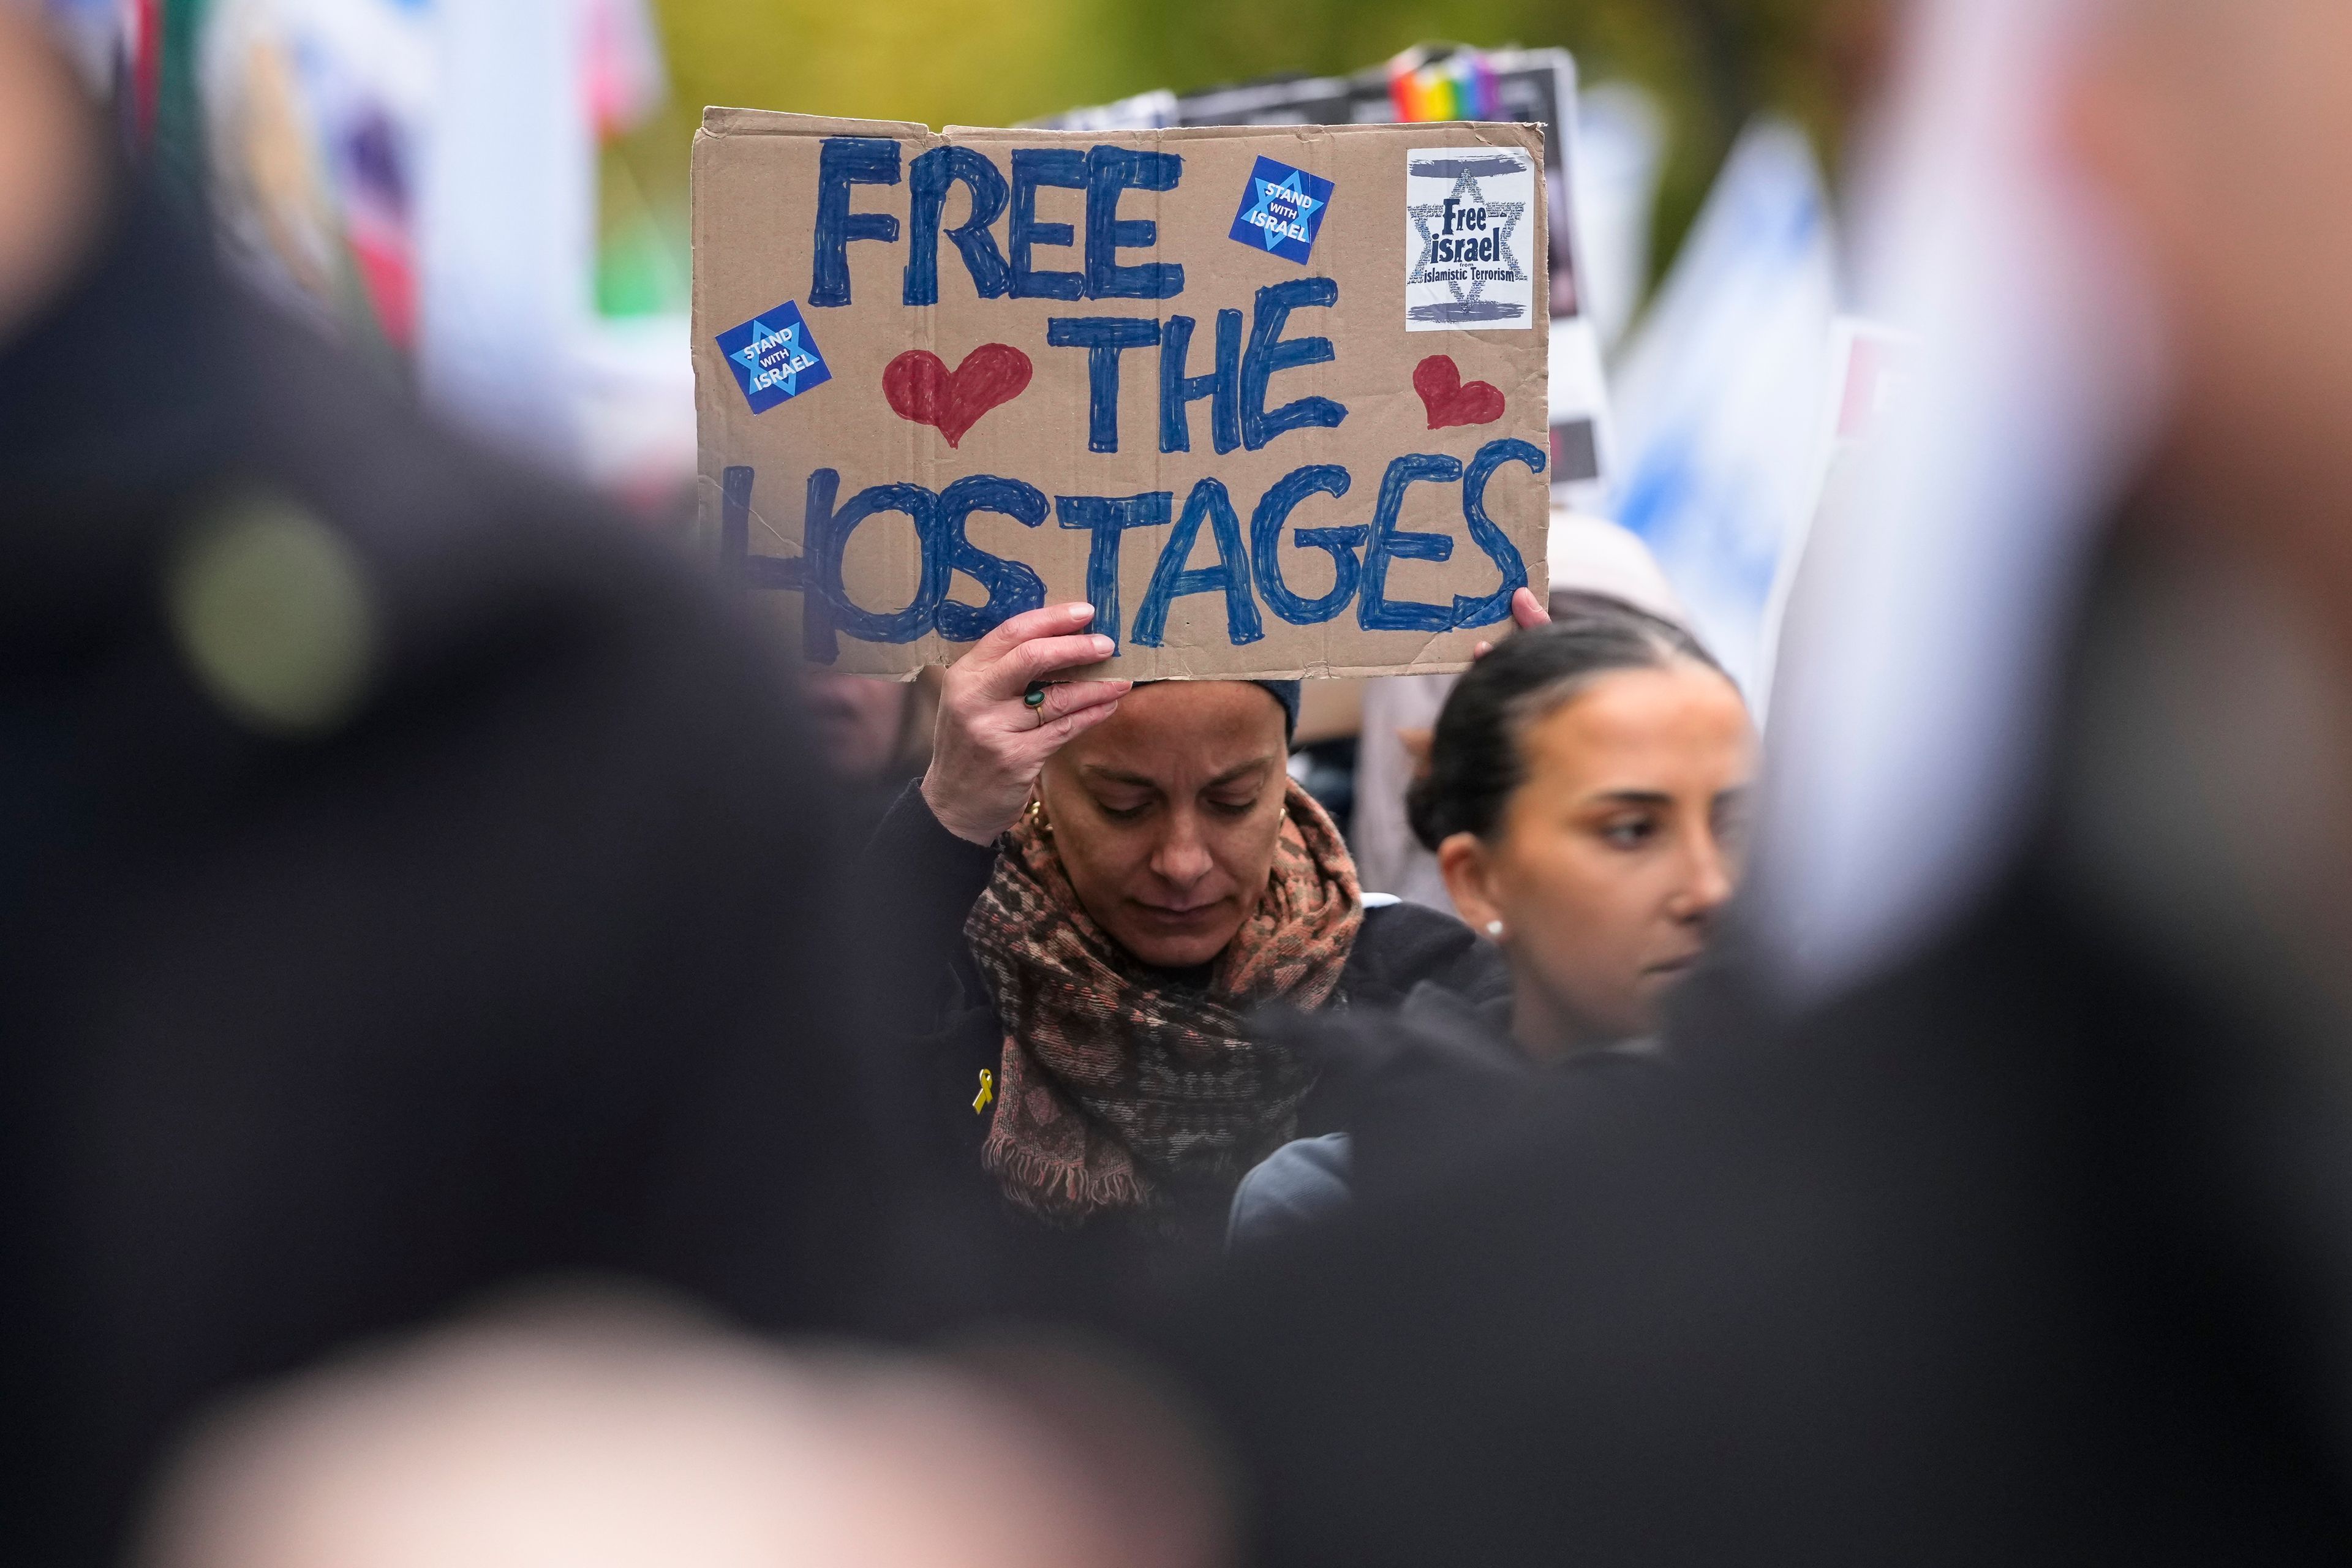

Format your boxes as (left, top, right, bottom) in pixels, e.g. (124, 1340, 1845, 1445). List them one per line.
(1386, 48, 1501, 123)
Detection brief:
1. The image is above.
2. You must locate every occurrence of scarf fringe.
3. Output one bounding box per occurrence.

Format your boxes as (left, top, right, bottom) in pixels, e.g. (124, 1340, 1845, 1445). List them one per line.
(981, 1136, 1152, 1227)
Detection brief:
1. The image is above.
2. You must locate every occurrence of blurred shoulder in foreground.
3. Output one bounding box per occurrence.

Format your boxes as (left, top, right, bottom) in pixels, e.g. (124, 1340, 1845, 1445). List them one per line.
(0, 37, 906, 1566)
(1167, 833, 2352, 1564)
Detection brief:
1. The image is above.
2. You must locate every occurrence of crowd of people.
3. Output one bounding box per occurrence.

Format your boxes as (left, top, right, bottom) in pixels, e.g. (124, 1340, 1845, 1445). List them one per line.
(17, 0, 2352, 1562)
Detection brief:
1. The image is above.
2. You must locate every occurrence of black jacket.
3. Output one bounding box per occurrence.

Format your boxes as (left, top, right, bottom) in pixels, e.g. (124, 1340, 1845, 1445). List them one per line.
(1155, 552, 2352, 1566)
(2, 189, 908, 1566)
(1170, 872, 2352, 1566)
(860, 780, 1507, 1307)
(1245, 977, 1675, 1227)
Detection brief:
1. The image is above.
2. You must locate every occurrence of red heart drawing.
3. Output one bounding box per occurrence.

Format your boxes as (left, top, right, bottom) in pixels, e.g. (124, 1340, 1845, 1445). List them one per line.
(1413, 355, 1506, 430)
(883, 343, 1033, 448)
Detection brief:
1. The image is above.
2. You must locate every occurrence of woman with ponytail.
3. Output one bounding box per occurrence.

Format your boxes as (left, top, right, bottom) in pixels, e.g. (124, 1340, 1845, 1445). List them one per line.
(1231, 594, 1754, 1243)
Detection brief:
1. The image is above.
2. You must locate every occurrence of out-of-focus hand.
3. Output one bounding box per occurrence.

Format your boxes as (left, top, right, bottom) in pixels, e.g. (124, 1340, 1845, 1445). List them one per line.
(921, 604, 1129, 846)
(1473, 586, 1551, 659)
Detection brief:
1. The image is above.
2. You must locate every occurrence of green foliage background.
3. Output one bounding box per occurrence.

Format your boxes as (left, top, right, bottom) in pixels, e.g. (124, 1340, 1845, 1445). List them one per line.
(601, 0, 1885, 317)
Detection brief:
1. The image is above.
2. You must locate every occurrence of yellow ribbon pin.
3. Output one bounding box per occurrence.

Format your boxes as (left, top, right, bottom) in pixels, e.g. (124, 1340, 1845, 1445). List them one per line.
(973, 1068, 994, 1115)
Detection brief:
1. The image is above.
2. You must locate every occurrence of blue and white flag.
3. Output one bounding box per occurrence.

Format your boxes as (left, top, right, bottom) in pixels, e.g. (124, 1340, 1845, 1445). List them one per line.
(1607, 119, 1839, 695)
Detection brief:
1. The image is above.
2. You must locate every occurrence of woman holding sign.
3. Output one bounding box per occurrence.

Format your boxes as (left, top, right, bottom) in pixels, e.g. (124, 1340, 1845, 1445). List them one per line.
(864, 594, 1543, 1262)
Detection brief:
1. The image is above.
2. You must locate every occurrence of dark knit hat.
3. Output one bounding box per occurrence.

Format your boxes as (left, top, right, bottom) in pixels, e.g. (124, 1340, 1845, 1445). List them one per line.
(1126, 679, 1302, 742)
(1253, 680, 1303, 742)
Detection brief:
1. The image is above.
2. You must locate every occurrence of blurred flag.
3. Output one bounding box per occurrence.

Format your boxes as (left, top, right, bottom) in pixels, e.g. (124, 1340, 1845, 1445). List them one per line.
(197, 0, 434, 354)
(1385, 45, 1499, 123)
(131, 0, 162, 137)
(1572, 82, 1667, 353)
(580, 0, 664, 139)
(1607, 119, 1839, 693)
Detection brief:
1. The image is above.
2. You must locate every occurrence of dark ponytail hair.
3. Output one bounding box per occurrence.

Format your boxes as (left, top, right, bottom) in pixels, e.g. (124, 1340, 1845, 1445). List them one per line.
(1407, 594, 1733, 851)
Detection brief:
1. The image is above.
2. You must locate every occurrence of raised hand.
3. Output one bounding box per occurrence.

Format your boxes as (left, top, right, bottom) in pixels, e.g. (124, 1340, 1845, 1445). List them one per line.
(919, 603, 1131, 845)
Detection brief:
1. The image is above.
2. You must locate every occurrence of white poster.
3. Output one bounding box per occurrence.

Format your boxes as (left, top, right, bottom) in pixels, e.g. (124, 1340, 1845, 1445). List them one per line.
(1404, 146, 1539, 331)
(1752, 317, 1920, 712)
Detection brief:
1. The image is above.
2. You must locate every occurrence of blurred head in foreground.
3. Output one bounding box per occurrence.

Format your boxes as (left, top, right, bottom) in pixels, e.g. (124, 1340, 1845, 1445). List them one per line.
(802, 669, 922, 782)
(2064, 0, 2352, 536)
(138, 1303, 1229, 1568)
(1765, 0, 2352, 990)
(0, 10, 922, 1565)
(1411, 597, 1753, 1057)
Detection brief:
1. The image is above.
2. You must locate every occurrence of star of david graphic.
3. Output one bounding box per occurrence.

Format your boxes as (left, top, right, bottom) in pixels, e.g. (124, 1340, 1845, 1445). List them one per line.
(731, 318, 815, 396)
(1242, 169, 1322, 251)
(1407, 170, 1528, 307)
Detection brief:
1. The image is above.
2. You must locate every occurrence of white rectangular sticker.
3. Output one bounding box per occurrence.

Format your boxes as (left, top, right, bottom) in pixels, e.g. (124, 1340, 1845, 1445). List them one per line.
(1405, 146, 1537, 331)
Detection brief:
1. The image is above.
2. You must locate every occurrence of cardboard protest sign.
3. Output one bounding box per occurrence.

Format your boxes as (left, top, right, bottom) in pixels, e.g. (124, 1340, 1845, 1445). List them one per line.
(694, 109, 1550, 679)
(1044, 51, 1613, 516)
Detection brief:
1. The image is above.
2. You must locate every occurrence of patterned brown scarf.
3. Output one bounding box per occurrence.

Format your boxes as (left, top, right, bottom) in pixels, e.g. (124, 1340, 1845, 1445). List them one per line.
(965, 777, 1363, 1227)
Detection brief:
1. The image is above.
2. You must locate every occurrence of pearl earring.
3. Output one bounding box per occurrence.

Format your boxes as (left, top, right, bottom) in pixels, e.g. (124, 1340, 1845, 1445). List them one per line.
(1485, 921, 1504, 939)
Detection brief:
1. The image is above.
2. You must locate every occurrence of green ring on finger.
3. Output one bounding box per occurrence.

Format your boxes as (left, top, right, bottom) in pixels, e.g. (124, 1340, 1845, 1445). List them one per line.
(1023, 685, 1047, 709)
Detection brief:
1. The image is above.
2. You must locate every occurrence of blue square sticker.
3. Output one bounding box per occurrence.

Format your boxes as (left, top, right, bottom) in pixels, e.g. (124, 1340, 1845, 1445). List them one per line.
(1229, 156, 1335, 265)
(717, 301, 831, 413)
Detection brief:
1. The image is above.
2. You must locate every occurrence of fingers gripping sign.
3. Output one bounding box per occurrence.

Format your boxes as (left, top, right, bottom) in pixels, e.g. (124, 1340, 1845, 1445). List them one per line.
(920, 603, 1131, 845)
(1472, 586, 1551, 660)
